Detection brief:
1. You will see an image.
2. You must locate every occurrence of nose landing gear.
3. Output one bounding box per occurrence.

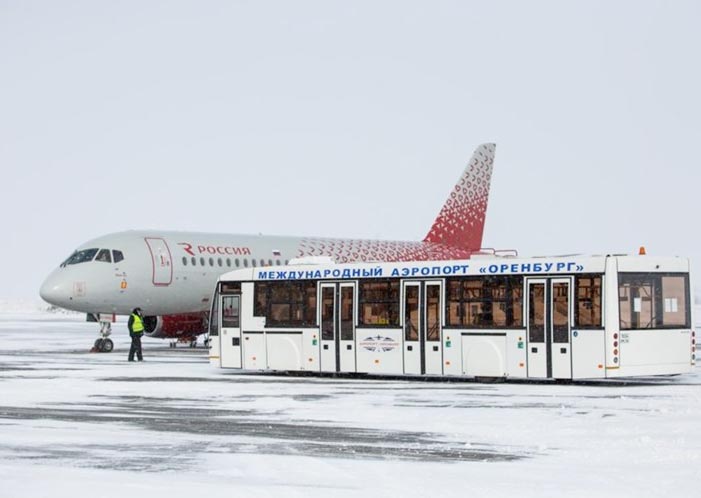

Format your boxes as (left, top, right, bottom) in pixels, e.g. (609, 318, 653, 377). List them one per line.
(92, 337, 114, 352)
(90, 318, 114, 353)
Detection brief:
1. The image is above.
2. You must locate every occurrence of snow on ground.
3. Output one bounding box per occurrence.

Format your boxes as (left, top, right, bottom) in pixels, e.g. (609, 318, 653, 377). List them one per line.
(0, 310, 699, 497)
(0, 299, 57, 313)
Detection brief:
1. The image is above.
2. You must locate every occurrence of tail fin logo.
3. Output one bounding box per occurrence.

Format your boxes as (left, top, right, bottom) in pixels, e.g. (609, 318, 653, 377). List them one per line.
(423, 143, 495, 251)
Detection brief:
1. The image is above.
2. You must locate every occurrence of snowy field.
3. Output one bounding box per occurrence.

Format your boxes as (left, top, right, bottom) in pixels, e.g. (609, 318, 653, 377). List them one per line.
(0, 308, 700, 498)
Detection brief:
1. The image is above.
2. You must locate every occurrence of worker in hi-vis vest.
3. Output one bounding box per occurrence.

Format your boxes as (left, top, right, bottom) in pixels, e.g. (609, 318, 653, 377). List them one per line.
(127, 307, 145, 361)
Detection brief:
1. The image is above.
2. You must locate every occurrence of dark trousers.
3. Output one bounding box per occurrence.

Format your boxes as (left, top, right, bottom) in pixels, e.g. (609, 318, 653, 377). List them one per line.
(129, 334, 143, 361)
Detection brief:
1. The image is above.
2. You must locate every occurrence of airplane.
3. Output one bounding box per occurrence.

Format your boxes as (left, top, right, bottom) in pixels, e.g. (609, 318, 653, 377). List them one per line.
(40, 143, 498, 352)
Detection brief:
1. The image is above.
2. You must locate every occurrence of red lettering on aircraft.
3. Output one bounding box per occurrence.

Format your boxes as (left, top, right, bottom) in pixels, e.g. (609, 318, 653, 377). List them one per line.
(178, 243, 195, 256)
(179, 242, 251, 256)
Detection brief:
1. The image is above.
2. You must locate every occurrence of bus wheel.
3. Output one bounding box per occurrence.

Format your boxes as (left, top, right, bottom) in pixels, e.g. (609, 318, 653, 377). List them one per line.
(100, 339, 114, 353)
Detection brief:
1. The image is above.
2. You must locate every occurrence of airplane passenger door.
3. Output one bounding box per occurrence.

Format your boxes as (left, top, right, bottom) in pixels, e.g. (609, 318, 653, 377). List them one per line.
(219, 294, 242, 368)
(526, 278, 573, 379)
(145, 238, 173, 286)
(320, 283, 357, 373)
(403, 281, 443, 375)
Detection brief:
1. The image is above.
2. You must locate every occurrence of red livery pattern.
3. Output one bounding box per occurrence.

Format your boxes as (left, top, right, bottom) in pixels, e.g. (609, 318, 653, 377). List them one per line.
(296, 143, 495, 262)
(296, 238, 474, 262)
(424, 143, 494, 250)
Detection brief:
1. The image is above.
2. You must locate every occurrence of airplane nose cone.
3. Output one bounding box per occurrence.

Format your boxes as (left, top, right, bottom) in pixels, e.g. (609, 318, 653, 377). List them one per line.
(39, 272, 69, 307)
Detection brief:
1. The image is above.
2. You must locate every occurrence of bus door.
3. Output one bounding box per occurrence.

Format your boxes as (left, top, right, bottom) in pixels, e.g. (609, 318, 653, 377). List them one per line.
(219, 293, 242, 368)
(320, 282, 357, 373)
(403, 280, 443, 375)
(526, 277, 573, 379)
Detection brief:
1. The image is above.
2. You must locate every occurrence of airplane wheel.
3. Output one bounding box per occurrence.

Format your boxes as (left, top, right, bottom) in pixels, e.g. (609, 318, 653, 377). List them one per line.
(100, 339, 114, 353)
(94, 339, 103, 349)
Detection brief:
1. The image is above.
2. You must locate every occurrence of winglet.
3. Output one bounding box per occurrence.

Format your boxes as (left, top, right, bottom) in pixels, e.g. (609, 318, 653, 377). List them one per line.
(423, 143, 496, 251)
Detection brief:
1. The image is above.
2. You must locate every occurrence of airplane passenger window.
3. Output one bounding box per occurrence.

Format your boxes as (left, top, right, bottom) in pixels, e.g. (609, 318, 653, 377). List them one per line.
(200, 257, 205, 266)
(209, 257, 214, 266)
(182, 257, 188, 266)
(191, 257, 197, 266)
(226, 258, 231, 267)
(217, 258, 223, 267)
(276, 259, 281, 266)
(251, 260, 257, 268)
(243, 259, 248, 268)
(112, 250, 124, 263)
(96, 249, 112, 263)
(268, 259, 273, 266)
(235, 258, 240, 267)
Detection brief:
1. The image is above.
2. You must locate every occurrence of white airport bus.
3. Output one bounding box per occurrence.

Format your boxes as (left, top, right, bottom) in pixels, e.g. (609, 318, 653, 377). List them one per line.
(208, 254, 695, 380)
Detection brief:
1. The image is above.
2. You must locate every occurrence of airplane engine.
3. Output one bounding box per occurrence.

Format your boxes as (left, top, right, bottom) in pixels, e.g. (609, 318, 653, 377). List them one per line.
(142, 313, 207, 339)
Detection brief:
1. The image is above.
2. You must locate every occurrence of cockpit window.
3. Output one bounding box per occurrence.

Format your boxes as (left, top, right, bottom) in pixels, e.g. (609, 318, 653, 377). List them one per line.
(60, 252, 76, 267)
(96, 249, 112, 263)
(63, 248, 99, 266)
(113, 250, 124, 263)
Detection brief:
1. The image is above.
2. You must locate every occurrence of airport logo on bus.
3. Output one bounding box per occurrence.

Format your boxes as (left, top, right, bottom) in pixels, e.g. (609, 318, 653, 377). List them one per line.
(359, 335, 400, 353)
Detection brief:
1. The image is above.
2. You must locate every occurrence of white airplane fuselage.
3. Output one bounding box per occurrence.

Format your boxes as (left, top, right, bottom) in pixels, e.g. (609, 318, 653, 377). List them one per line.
(41, 231, 303, 316)
(40, 230, 479, 316)
(39, 143, 497, 342)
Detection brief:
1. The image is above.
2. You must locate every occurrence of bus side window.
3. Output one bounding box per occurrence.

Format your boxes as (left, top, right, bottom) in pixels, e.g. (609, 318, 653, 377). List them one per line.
(255, 283, 267, 316)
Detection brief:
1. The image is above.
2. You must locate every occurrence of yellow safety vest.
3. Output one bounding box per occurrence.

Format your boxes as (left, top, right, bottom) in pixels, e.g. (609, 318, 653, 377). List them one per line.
(131, 313, 144, 333)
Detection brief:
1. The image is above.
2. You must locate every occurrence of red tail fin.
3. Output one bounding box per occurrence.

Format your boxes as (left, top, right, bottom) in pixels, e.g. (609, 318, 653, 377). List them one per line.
(423, 143, 495, 251)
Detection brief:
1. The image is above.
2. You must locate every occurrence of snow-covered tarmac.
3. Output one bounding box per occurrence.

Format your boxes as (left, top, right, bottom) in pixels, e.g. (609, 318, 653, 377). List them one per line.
(0, 311, 699, 497)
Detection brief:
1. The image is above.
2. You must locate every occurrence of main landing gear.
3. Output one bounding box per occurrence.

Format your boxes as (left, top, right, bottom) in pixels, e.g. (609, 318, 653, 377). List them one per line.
(168, 337, 202, 348)
(90, 319, 114, 353)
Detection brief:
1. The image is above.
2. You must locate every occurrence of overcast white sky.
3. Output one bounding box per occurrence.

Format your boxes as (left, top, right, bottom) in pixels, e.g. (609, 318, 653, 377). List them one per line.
(1, 0, 700, 300)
